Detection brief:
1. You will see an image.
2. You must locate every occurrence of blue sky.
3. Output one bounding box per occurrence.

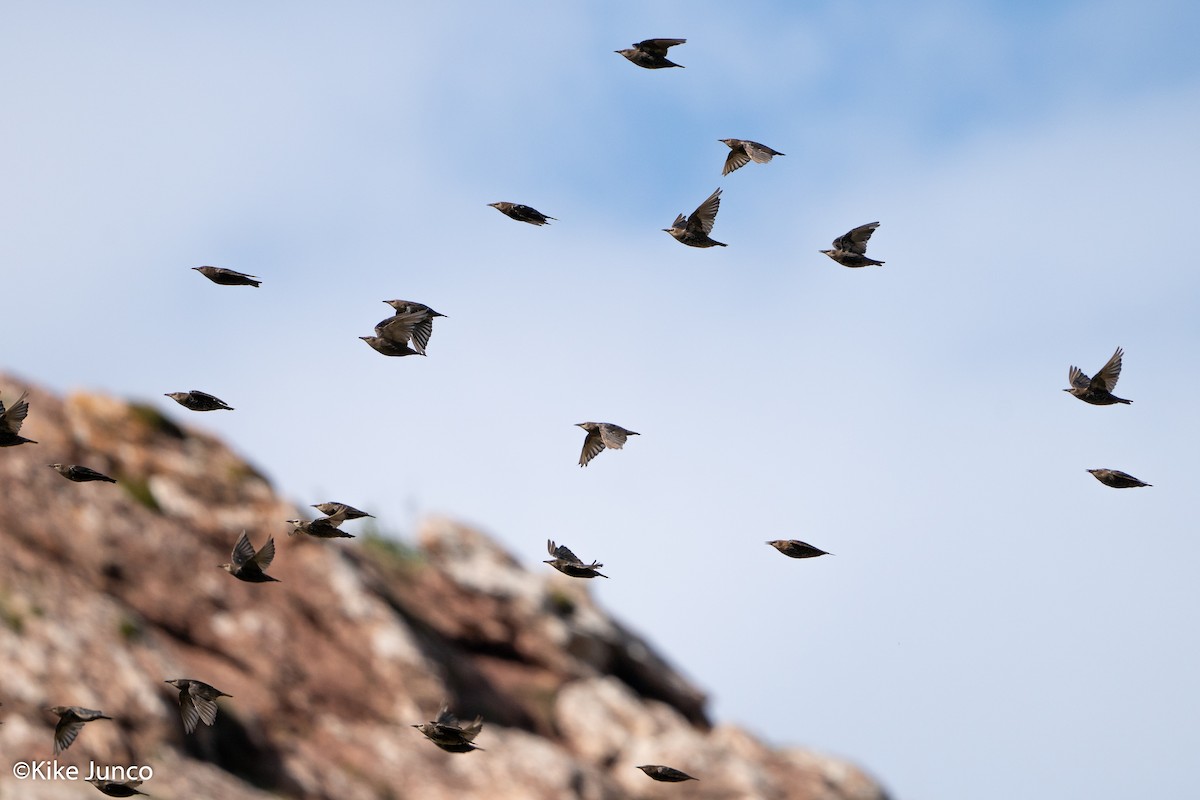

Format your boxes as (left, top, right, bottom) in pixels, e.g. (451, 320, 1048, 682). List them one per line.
(3, 2, 1200, 798)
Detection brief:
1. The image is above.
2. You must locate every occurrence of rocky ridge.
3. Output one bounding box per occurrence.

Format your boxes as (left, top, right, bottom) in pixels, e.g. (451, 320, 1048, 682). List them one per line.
(0, 377, 888, 800)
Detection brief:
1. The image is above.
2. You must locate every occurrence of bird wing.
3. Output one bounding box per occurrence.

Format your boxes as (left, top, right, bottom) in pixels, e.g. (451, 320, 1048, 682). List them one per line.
(667, 213, 687, 231)
(832, 222, 879, 254)
(411, 317, 435, 353)
(637, 38, 686, 55)
(598, 425, 630, 449)
(0, 391, 30, 434)
(579, 428, 605, 466)
(230, 531, 256, 567)
(251, 536, 277, 570)
(191, 692, 221, 728)
(687, 188, 722, 236)
(1068, 365, 1091, 390)
(1092, 347, 1123, 391)
(53, 718, 85, 754)
(178, 690, 201, 734)
(722, 147, 751, 176)
(457, 716, 483, 741)
(552, 542, 584, 565)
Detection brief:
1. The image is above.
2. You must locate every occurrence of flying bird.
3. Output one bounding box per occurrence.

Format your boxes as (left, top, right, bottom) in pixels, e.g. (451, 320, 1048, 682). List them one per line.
(1065, 347, 1131, 405)
(664, 188, 726, 248)
(374, 305, 440, 355)
(766, 539, 832, 559)
(164, 678, 232, 734)
(48, 464, 117, 484)
(287, 517, 355, 539)
(0, 390, 36, 446)
(86, 778, 147, 797)
(820, 222, 884, 267)
(1087, 469, 1151, 488)
(413, 706, 484, 753)
(616, 38, 687, 69)
(719, 139, 785, 175)
(311, 502, 373, 521)
(636, 764, 698, 782)
(381, 300, 444, 354)
(487, 202, 556, 226)
(576, 422, 639, 467)
(192, 266, 261, 287)
(48, 705, 112, 755)
(219, 531, 280, 583)
(544, 540, 609, 579)
(360, 335, 424, 357)
(164, 390, 234, 412)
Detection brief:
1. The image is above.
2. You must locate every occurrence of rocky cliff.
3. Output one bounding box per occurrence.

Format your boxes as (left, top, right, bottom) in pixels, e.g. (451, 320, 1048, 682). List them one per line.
(0, 377, 888, 800)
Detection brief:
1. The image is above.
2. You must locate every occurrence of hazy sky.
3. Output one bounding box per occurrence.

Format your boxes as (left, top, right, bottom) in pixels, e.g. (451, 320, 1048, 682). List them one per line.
(4, 2, 1200, 799)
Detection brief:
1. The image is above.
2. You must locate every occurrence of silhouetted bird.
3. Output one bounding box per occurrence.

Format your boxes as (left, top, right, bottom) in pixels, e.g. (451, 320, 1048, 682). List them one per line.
(164, 390, 233, 411)
(48, 464, 117, 483)
(374, 306, 439, 355)
(48, 706, 112, 755)
(616, 38, 687, 69)
(636, 765, 698, 782)
(545, 540, 609, 579)
(766, 539, 832, 559)
(1087, 468, 1151, 488)
(719, 139, 785, 176)
(413, 706, 484, 752)
(821, 222, 884, 267)
(488, 202, 556, 226)
(1065, 348, 1131, 405)
(219, 531, 280, 583)
(576, 422, 639, 467)
(360, 335, 423, 357)
(0, 391, 36, 446)
(664, 188, 726, 247)
(192, 266, 261, 287)
(382, 300, 445, 354)
(312, 502, 373, 520)
(164, 678, 232, 734)
(287, 517, 354, 539)
(86, 779, 147, 797)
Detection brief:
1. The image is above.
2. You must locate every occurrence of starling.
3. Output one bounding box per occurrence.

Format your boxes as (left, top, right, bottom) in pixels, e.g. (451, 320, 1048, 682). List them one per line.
(820, 222, 884, 267)
(766, 539, 832, 559)
(48, 705, 112, 755)
(287, 517, 354, 539)
(0, 390, 36, 446)
(192, 266, 261, 287)
(636, 765, 698, 782)
(1087, 468, 1151, 488)
(86, 779, 147, 797)
(219, 531, 280, 583)
(544, 539, 609, 579)
(1065, 347, 1131, 405)
(360, 335, 424, 357)
(413, 706, 485, 752)
(488, 202, 556, 226)
(374, 306, 439, 355)
(616, 38, 687, 69)
(382, 300, 445, 355)
(576, 421, 639, 467)
(719, 139, 785, 176)
(312, 502, 373, 520)
(663, 188, 726, 248)
(164, 390, 234, 412)
(164, 678, 232, 734)
(48, 464, 117, 483)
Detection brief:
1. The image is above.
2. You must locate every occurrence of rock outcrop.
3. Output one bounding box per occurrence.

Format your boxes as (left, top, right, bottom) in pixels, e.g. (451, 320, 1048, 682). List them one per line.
(0, 377, 889, 800)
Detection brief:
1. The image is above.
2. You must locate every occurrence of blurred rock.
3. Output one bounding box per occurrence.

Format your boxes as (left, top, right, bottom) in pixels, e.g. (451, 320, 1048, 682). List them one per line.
(0, 376, 889, 799)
